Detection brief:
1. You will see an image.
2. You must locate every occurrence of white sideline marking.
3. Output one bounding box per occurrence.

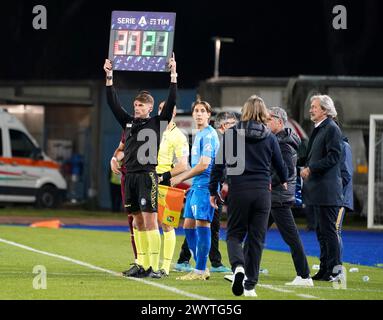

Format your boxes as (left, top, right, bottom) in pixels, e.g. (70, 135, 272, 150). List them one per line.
(296, 294, 319, 299)
(258, 284, 293, 293)
(262, 283, 383, 297)
(258, 284, 321, 300)
(0, 237, 211, 300)
(295, 285, 383, 294)
(0, 271, 102, 276)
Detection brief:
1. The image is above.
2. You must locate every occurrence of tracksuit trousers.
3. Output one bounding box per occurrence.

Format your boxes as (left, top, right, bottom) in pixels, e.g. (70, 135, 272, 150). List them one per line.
(226, 188, 271, 290)
(268, 205, 310, 278)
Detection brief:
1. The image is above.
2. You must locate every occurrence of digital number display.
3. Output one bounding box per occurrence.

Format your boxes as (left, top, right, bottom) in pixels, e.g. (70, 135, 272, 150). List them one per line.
(108, 11, 176, 72)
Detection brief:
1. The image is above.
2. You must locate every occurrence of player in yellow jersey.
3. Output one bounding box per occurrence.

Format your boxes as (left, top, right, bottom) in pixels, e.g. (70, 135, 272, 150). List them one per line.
(156, 101, 189, 276)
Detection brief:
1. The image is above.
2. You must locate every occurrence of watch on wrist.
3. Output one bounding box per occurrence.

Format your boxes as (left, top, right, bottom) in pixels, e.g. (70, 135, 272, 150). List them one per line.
(106, 75, 113, 80)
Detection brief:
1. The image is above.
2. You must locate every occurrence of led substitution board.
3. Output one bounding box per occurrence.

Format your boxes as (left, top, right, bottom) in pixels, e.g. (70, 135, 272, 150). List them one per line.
(108, 11, 176, 72)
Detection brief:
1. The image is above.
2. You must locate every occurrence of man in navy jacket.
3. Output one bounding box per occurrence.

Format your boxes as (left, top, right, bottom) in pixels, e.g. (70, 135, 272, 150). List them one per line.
(300, 94, 343, 281)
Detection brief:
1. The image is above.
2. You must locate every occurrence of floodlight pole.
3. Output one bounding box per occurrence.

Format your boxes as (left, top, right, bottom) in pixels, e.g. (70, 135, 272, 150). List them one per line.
(212, 37, 234, 79)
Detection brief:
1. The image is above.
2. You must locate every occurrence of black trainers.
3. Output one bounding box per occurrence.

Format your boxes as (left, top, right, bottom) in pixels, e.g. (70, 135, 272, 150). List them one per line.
(145, 267, 165, 279)
(325, 272, 342, 282)
(122, 263, 146, 278)
(312, 269, 326, 281)
(158, 269, 169, 277)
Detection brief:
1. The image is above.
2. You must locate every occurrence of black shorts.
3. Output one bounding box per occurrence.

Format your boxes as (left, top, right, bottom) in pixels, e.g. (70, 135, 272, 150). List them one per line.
(124, 172, 158, 214)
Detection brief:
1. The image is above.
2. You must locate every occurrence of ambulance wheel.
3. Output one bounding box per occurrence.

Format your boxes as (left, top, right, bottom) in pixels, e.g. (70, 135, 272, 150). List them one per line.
(36, 185, 59, 209)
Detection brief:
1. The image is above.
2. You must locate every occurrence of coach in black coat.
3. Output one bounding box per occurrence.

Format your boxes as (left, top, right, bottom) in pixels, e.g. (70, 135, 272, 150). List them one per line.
(267, 107, 312, 286)
(300, 94, 343, 281)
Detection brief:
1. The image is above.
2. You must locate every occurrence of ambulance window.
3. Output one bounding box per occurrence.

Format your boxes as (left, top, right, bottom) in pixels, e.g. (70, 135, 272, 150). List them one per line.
(9, 129, 36, 158)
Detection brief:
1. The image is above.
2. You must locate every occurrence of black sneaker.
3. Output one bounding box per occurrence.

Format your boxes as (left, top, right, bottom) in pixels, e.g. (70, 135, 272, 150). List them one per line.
(146, 267, 165, 279)
(158, 269, 169, 277)
(122, 263, 146, 278)
(329, 272, 345, 283)
(312, 269, 326, 281)
(325, 272, 342, 282)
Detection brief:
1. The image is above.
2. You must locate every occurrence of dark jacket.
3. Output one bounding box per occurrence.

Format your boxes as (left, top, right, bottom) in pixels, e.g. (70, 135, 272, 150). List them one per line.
(341, 137, 354, 211)
(209, 120, 288, 194)
(302, 117, 343, 206)
(271, 128, 301, 206)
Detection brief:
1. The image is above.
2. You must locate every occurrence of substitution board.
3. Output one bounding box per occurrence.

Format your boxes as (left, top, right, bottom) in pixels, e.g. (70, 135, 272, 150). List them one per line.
(108, 11, 176, 72)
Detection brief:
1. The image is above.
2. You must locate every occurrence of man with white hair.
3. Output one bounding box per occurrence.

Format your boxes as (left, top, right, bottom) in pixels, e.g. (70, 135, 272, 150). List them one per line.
(300, 94, 344, 282)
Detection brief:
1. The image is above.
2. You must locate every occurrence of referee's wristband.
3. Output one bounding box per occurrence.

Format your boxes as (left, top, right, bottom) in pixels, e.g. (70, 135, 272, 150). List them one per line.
(161, 171, 172, 183)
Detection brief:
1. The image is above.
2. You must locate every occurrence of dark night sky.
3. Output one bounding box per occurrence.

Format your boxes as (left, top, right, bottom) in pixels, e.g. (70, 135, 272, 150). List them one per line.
(1, 0, 383, 87)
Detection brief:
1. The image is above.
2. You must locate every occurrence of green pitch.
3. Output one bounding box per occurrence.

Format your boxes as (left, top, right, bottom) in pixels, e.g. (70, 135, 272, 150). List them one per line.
(0, 225, 382, 300)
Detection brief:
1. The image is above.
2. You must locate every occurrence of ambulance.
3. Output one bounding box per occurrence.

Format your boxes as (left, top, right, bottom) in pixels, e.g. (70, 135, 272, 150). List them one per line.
(0, 108, 67, 208)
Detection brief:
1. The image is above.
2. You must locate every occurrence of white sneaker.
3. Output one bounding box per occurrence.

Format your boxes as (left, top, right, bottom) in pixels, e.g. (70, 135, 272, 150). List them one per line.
(244, 289, 257, 297)
(285, 276, 314, 287)
(232, 266, 245, 296)
(224, 274, 234, 283)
